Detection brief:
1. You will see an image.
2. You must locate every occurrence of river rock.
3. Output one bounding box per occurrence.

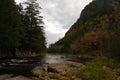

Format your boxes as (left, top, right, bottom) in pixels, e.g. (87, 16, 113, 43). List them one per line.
(117, 77, 120, 80)
(31, 66, 44, 77)
(48, 61, 84, 75)
(0, 74, 13, 80)
(5, 76, 32, 80)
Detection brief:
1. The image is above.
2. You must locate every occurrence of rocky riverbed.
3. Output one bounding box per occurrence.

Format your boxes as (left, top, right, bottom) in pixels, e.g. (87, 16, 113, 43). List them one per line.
(0, 54, 87, 80)
(1, 55, 120, 80)
(0, 61, 84, 80)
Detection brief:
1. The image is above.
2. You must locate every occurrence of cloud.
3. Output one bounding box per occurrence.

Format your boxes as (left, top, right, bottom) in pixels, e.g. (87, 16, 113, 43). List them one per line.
(39, 0, 92, 46)
(15, 0, 93, 46)
(15, 0, 25, 4)
(45, 30, 64, 46)
(44, 19, 67, 47)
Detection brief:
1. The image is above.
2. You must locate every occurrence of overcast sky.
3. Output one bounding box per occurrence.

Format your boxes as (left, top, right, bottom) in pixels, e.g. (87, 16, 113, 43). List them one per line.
(15, 0, 92, 46)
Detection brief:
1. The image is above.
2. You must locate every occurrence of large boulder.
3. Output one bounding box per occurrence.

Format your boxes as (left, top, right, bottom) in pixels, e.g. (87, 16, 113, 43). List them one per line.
(48, 61, 84, 75)
(31, 66, 45, 77)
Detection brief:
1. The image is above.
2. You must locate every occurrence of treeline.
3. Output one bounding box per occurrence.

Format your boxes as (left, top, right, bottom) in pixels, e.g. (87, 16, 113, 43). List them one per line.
(48, 0, 120, 60)
(0, 0, 46, 57)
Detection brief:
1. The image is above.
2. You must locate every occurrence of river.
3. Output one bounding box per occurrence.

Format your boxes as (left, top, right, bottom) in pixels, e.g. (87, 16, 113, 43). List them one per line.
(0, 53, 77, 76)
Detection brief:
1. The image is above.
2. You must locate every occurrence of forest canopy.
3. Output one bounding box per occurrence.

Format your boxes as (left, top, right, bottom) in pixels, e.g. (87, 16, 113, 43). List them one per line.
(0, 0, 46, 57)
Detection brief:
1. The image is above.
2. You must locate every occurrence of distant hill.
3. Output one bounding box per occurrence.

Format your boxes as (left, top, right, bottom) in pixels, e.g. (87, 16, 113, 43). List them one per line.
(48, 0, 120, 56)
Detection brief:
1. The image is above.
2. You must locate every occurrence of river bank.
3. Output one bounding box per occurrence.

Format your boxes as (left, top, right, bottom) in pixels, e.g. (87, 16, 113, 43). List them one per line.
(0, 54, 119, 80)
(0, 54, 85, 80)
(0, 61, 84, 80)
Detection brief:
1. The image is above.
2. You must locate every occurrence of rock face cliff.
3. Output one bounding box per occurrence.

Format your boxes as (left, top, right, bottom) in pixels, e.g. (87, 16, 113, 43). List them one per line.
(48, 0, 120, 54)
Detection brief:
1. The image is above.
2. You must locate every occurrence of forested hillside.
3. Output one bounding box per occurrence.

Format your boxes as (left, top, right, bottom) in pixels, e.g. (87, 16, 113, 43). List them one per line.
(48, 0, 120, 59)
(0, 0, 46, 57)
(1, 0, 120, 79)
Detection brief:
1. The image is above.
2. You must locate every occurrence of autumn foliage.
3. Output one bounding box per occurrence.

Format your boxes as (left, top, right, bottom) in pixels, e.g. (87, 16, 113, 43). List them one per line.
(71, 28, 108, 55)
(48, 1, 120, 60)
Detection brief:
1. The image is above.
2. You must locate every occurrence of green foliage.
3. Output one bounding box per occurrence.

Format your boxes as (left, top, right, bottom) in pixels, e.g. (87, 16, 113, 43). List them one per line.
(0, 0, 46, 57)
(47, 73, 61, 79)
(49, 0, 120, 60)
(80, 65, 116, 80)
(80, 57, 117, 80)
(48, 45, 63, 53)
(107, 34, 120, 61)
(0, 0, 24, 56)
(19, 0, 46, 53)
(48, 0, 117, 54)
(21, 27, 46, 52)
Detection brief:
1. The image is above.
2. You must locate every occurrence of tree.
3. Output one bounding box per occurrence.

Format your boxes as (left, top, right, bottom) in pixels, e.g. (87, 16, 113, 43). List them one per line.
(0, 0, 23, 56)
(19, 0, 46, 53)
(106, 4, 120, 60)
(71, 28, 108, 55)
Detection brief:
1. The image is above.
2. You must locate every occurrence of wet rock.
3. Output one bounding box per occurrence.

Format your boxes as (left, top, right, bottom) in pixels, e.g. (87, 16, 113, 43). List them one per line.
(60, 56, 65, 59)
(5, 76, 32, 80)
(0, 61, 84, 80)
(117, 77, 120, 80)
(48, 61, 84, 74)
(0, 74, 13, 80)
(48, 66, 59, 73)
(31, 66, 44, 77)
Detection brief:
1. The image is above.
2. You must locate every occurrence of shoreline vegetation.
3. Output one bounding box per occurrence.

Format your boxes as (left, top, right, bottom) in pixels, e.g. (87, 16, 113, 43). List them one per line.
(1, 0, 120, 80)
(0, 0, 46, 58)
(46, 0, 120, 79)
(0, 52, 46, 58)
(0, 56, 120, 80)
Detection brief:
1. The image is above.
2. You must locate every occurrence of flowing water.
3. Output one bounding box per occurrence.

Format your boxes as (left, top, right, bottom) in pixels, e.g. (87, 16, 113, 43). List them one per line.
(0, 53, 76, 76)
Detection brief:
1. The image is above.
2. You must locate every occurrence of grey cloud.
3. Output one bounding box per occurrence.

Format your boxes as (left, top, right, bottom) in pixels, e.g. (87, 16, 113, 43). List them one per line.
(15, 0, 92, 45)
(39, 0, 92, 45)
(38, 0, 92, 44)
(45, 30, 64, 46)
(39, 0, 92, 29)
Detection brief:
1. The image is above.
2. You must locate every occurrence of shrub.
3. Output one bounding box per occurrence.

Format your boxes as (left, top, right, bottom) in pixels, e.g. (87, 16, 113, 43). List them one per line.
(80, 58, 117, 80)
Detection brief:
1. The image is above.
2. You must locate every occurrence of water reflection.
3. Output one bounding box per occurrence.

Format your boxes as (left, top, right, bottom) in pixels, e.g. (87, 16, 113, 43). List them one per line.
(0, 53, 75, 75)
(0, 54, 75, 66)
(43, 54, 73, 64)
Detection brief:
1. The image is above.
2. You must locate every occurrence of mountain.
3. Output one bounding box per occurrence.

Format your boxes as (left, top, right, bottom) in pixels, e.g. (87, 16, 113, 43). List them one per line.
(48, 0, 120, 56)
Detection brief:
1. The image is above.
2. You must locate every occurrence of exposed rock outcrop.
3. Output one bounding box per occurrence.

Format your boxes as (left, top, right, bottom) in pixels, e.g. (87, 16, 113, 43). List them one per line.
(48, 61, 84, 75)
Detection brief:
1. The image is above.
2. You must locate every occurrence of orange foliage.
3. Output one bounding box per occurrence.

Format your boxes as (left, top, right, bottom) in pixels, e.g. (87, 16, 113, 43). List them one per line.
(66, 29, 77, 37)
(72, 28, 109, 55)
(99, 15, 110, 29)
(113, 4, 120, 24)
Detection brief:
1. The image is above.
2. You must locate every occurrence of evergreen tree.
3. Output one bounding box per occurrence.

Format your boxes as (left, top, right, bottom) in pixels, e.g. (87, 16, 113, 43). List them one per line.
(0, 0, 23, 56)
(20, 0, 46, 53)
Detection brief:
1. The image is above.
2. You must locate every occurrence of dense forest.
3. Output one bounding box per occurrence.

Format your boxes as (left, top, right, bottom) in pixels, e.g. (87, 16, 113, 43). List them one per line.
(1, 0, 120, 80)
(0, 0, 46, 57)
(48, 0, 120, 59)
